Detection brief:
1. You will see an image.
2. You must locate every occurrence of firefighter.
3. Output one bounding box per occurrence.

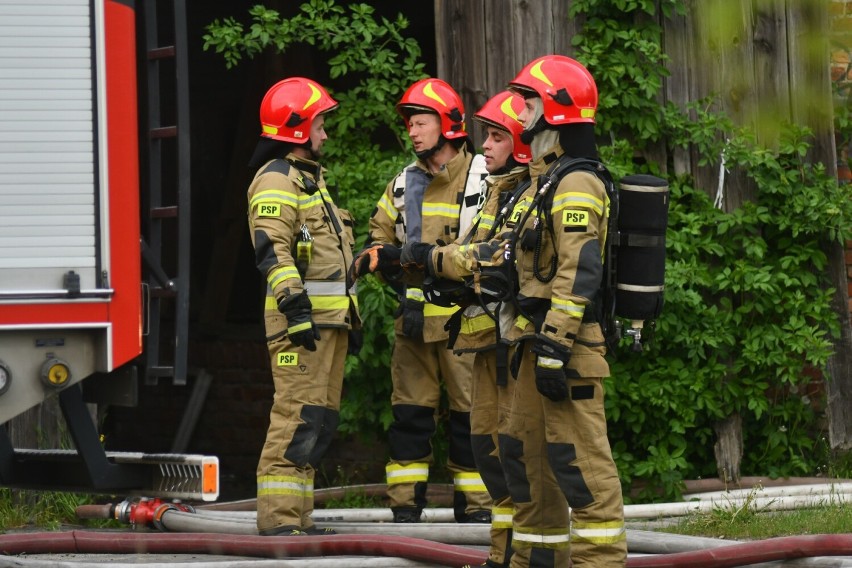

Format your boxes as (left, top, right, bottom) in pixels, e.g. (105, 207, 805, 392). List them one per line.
(246, 77, 359, 536)
(498, 55, 628, 567)
(453, 91, 530, 568)
(352, 90, 534, 565)
(365, 78, 492, 524)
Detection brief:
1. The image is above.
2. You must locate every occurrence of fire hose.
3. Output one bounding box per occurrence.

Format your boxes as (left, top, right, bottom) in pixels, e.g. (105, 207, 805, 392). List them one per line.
(66, 485, 852, 567)
(5, 528, 852, 567)
(0, 530, 487, 566)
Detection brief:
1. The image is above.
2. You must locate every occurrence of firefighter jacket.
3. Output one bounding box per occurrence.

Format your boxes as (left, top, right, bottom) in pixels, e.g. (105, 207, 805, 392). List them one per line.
(431, 167, 530, 353)
(506, 144, 610, 378)
(369, 145, 488, 343)
(247, 154, 360, 338)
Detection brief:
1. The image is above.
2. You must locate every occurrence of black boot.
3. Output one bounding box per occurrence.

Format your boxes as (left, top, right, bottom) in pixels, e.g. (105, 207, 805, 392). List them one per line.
(461, 509, 492, 524)
(258, 525, 306, 536)
(392, 506, 423, 523)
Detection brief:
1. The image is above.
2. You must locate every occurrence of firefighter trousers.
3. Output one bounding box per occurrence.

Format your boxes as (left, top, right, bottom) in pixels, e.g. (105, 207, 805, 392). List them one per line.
(386, 334, 492, 521)
(470, 345, 515, 567)
(256, 327, 346, 533)
(501, 340, 627, 567)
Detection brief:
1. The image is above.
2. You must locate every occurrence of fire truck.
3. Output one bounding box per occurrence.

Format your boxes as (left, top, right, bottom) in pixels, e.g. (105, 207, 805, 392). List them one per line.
(0, 0, 217, 501)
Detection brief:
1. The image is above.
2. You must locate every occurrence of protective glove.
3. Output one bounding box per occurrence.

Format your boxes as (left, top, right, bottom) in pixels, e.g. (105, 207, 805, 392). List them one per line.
(423, 276, 475, 308)
(347, 329, 363, 355)
(350, 243, 402, 280)
(278, 293, 321, 352)
(470, 238, 513, 302)
(400, 242, 436, 275)
(401, 299, 425, 340)
(530, 334, 572, 402)
(443, 308, 463, 350)
(472, 238, 509, 265)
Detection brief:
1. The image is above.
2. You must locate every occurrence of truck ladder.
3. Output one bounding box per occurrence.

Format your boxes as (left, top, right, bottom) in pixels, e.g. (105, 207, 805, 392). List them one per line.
(139, 0, 191, 386)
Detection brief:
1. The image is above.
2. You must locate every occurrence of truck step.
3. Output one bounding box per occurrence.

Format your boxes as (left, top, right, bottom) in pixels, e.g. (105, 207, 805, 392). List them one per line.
(9, 449, 219, 502)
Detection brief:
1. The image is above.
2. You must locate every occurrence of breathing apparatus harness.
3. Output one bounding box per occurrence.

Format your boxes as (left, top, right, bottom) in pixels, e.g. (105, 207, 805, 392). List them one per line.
(447, 156, 615, 384)
(467, 155, 618, 341)
(485, 158, 671, 355)
(431, 154, 669, 368)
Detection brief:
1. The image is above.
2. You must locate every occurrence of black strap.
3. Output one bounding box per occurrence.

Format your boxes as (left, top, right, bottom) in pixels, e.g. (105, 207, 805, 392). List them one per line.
(501, 156, 612, 326)
(261, 158, 291, 176)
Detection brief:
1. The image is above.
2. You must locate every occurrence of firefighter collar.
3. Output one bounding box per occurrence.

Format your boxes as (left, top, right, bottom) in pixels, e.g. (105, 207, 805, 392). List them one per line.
(528, 142, 565, 177)
(414, 143, 472, 182)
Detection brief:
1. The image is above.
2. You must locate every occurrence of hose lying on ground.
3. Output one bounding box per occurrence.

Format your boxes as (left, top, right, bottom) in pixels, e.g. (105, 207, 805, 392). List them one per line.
(0, 531, 488, 567)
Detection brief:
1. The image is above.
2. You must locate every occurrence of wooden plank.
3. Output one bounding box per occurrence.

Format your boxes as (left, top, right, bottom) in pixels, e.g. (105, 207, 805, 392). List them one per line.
(788, 0, 852, 451)
(484, 0, 523, 95)
(664, 8, 694, 176)
(437, 0, 589, 147)
(435, 0, 487, 145)
(788, 0, 836, 168)
(752, 0, 791, 148)
(687, 0, 753, 207)
(553, 0, 581, 58)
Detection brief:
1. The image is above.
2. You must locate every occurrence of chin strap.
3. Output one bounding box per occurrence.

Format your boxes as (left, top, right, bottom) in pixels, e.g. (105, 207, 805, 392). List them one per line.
(519, 116, 547, 145)
(414, 135, 448, 161)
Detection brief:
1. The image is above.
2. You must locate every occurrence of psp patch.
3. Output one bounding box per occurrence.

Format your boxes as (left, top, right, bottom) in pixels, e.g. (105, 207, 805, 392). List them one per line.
(562, 209, 589, 230)
(257, 202, 281, 217)
(277, 352, 298, 366)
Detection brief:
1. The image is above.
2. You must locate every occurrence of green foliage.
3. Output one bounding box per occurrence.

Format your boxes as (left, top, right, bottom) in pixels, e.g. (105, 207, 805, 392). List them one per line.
(341, 274, 397, 438)
(569, 0, 683, 143)
(0, 490, 119, 531)
(572, 0, 852, 504)
(607, 120, 851, 502)
(322, 489, 384, 509)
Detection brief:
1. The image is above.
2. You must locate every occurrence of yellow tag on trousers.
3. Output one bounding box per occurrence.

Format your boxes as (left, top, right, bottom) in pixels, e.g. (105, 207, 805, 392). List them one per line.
(277, 352, 298, 366)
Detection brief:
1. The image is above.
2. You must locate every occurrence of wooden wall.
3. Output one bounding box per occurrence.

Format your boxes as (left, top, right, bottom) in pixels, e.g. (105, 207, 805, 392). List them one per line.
(434, 0, 580, 144)
(432, 0, 852, 451)
(434, 0, 836, 195)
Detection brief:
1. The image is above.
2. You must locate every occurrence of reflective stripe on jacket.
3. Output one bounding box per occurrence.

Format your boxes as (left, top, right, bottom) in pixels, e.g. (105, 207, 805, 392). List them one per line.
(369, 146, 488, 342)
(248, 154, 360, 335)
(507, 145, 610, 377)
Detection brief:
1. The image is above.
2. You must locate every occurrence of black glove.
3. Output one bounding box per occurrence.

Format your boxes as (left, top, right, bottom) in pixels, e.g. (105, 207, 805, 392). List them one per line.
(350, 243, 402, 280)
(443, 308, 463, 350)
(278, 293, 321, 351)
(400, 242, 435, 275)
(401, 299, 425, 340)
(347, 329, 363, 355)
(530, 334, 572, 402)
(423, 276, 475, 308)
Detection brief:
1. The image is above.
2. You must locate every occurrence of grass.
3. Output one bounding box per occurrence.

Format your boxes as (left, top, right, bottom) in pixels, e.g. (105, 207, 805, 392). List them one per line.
(323, 489, 384, 509)
(0, 489, 120, 532)
(666, 504, 852, 540)
(662, 488, 852, 540)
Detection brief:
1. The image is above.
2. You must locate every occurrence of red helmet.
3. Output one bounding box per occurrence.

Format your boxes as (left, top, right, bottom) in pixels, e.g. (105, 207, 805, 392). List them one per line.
(396, 78, 467, 139)
(508, 55, 598, 125)
(259, 77, 338, 144)
(473, 91, 531, 163)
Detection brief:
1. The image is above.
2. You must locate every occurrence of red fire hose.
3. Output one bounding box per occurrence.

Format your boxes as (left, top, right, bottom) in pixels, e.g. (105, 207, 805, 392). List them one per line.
(0, 530, 488, 567)
(3, 531, 852, 566)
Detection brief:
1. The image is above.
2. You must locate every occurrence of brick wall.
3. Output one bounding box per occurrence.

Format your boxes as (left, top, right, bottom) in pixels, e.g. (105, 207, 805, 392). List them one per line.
(831, 0, 852, 321)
